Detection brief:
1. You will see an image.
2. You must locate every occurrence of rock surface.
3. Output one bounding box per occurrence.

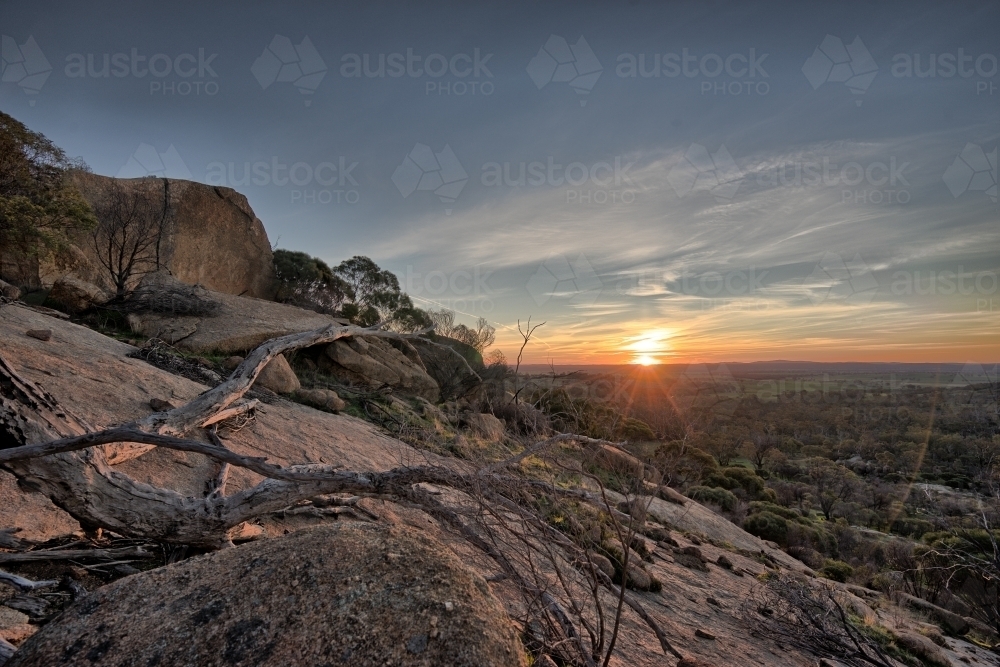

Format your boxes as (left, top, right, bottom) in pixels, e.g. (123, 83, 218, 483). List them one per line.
(9, 522, 525, 667)
(397, 335, 483, 400)
(321, 336, 439, 401)
(67, 173, 276, 298)
(46, 276, 109, 314)
(0, 279, 19, 300)
(255, 354, 300, 394)
(126, 272, 345, 354)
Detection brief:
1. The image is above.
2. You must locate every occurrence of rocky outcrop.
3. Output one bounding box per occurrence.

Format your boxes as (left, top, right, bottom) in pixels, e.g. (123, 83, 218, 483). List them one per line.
(45, 276, 109, 314)
(126, 272, 345, 354)
(398, 334, 482, 400)
(320, 336, 439, 401)
(2, 174, 276, 297)
(9, 522, 525, 667)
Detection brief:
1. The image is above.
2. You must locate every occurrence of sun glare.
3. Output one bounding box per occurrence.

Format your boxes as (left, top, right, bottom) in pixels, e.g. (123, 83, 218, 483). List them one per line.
(626, 330, 672, 365)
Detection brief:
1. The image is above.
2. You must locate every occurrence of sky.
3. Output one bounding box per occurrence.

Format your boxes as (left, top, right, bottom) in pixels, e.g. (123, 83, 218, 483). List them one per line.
(1, 0, 997, 365)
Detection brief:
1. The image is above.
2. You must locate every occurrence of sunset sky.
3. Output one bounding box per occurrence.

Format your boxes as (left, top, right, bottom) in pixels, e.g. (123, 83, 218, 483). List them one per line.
(2, 1, 997, 364)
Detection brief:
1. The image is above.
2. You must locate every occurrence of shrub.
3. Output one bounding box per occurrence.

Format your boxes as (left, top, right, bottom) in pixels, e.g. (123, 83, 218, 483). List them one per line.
(820, 559, 854, 583)
(743, 511, 789, 545)
(686, 485, 738, 512)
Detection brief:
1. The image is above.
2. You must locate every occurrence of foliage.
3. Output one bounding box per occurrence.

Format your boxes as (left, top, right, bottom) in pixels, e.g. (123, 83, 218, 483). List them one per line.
(744, 511, 789, 545)
(686, 485, 738, 512)
(428, 309, 496, 352)
(0, 110, 96, 277)
(272, 251, 432, 330)
(820, 559, 855, 583)
(273, 249, 354, 315)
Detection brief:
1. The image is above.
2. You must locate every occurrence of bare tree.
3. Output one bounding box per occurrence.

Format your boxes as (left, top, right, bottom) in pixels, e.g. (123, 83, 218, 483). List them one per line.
(91, 180, 163, 296)
(739, 573, 899, 667)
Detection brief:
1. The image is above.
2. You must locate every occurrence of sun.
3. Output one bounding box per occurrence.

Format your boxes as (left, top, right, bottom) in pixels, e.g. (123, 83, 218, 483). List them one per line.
(625, 330, 672, 365)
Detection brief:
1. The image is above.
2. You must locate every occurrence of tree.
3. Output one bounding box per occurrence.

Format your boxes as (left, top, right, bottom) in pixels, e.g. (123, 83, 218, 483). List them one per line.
(0, 111, 96, 279)
(333, 255, 409, 325)
(273, 249, 353, 314)
(428, 309, 496, 352)
(744, 428, 779, 474)
(91, 180, 164, 296)
(806, 457, 856, 520)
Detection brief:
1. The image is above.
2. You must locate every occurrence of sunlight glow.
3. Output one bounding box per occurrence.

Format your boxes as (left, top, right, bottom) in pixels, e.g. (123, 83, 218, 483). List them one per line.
(625, 330, 672, 365)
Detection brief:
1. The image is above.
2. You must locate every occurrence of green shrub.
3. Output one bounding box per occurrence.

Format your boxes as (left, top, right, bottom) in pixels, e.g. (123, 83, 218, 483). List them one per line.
(748, 501, 801, 522)
(820, 558, 854, 583)
(743, 511, 789, 545)
(686, 485, 738, 512)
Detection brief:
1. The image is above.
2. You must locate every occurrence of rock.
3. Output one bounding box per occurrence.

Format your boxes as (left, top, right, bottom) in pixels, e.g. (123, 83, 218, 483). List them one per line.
(256, 354, 300, 394)
(590, 444, 645, 479)
(67, 173, 276, 298)
(682, 546, 706, 562)
(462, 413, 505, 441)
(223, 355, 244, 370)
(24, 329, 51, 341)
(321, 336, 439, 401)
(295, 388, 346, 412)
(149, 398, 176, 412)
(126, 272, 346, 354)
(706, 597, 720, 606)
(617, 498, 648, 526)
(678, 660, 715, 667)
(0, 279, 20, 300)
(623, 563, 652, 590)
(46, 276, 109, 314)
(893, 631, 950, 667)
(716, 554, 734, 569)
(395, 334, 482, 400)
(656, 485, 688, 505)
(589, 553, 615, 579)
(695, 628, 716, 640)
(897, 592, 970, 635)
(9, 523, 524, 667)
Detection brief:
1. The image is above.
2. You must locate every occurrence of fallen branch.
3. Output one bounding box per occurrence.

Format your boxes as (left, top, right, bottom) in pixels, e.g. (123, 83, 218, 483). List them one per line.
(0, 569, 58, 591)
(0, 546, 153, 564)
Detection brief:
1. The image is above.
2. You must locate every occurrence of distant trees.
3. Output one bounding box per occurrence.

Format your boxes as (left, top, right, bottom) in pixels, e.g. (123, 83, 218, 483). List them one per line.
(273, 250, 353, 315)
(427, 309, 495, 352)
(91, 180, 165, 296)
(0, 111, 96, 278)
(272, 251, 431, 331)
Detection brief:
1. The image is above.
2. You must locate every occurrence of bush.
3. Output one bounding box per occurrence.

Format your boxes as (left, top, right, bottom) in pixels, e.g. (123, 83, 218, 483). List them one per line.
(820, 559, 854, 583)
(748, 501, 801, 522)
(686, 485, 738, 512)
(743, 511, 789, 545)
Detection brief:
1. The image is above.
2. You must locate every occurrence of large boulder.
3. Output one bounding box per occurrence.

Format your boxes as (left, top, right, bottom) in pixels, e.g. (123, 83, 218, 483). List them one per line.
(256, 354, 300, 394)
(70, 173, 276, 298)
(9, 522, 525, 667)
(321, 336, 439, 401)
(46, 276, 110, 314)
(0, 173, 277, 297)
(126, 272, 346, 354)
(396, 334, 482, 400)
